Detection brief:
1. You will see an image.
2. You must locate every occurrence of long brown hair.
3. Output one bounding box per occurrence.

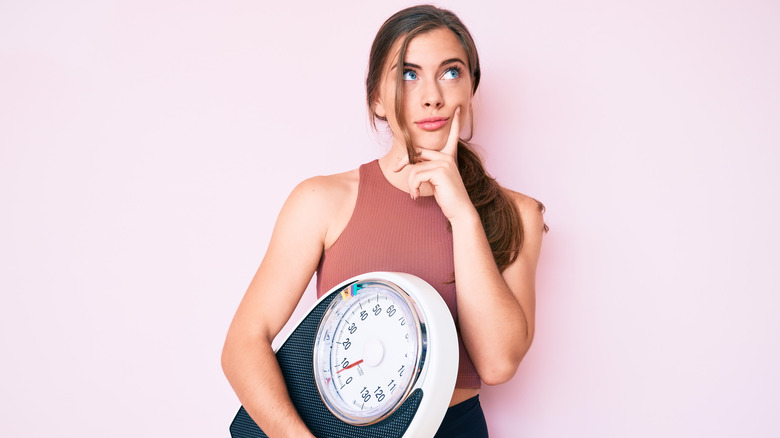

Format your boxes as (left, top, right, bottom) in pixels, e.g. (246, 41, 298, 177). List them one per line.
(366, 5, 544, 272)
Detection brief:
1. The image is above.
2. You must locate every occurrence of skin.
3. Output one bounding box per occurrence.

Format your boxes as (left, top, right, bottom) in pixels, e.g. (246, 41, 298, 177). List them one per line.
(221, 27, 544, 437)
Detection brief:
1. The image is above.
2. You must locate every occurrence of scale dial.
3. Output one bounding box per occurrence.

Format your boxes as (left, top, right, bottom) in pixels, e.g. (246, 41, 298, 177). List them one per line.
(313, 279, 426, 425)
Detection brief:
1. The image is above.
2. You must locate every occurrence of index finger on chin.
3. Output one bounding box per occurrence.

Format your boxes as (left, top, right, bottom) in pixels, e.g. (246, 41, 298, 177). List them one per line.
(442, 106, 461, 157)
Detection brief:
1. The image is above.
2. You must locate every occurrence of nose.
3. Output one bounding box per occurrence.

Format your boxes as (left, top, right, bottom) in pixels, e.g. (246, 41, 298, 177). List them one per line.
(421, 80, 443, 109)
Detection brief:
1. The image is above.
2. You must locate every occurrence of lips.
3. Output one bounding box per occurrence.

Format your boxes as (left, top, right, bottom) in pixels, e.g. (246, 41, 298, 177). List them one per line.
(415, 116, 449, 131)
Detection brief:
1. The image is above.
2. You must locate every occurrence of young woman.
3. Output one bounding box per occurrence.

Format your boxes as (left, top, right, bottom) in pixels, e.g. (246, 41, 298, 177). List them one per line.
(222, 5, 546, 437)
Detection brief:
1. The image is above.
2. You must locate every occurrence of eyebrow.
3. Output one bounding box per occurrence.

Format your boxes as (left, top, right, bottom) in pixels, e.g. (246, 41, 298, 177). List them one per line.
(391, 58, 467, 70)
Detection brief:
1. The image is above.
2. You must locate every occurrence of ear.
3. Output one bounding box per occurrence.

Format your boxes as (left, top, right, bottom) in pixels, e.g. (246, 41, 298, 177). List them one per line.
(373, 97, 387, 119)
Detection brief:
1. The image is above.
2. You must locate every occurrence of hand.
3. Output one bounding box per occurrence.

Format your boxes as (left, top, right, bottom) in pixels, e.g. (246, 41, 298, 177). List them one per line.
(393, 107, 476, 221)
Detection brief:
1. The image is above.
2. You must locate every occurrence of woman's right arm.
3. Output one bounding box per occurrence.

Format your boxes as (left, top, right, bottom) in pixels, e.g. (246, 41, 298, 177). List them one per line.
(221, 177, 338, 438)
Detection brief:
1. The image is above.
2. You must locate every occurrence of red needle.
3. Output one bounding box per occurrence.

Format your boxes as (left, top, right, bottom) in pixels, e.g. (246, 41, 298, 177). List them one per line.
(336, 359, 364, 374)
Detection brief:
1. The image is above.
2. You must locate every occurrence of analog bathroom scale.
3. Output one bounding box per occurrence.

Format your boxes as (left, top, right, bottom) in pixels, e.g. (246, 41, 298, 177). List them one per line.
(229, 271, 459, 438)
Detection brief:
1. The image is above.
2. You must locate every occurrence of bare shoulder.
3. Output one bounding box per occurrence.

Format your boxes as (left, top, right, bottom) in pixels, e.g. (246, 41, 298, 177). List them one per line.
(289, 168, 359, 206)
(504, 188, 547, 235)
(285, 168, 360, 248)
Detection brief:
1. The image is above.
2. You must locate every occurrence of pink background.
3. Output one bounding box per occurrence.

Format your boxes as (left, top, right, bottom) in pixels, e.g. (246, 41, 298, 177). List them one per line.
(2, 1, 778, 436)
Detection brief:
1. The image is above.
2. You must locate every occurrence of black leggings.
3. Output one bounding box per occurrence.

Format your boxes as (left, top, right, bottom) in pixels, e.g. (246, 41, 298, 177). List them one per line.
(433, 395, 489, 438)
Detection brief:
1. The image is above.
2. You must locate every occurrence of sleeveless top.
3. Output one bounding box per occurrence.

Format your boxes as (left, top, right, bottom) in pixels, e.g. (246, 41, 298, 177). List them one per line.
(316, 160, 481, 388)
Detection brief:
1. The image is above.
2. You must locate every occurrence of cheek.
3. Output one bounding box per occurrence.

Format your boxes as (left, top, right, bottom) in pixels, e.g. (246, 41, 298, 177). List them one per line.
(450, 86, 473, 110)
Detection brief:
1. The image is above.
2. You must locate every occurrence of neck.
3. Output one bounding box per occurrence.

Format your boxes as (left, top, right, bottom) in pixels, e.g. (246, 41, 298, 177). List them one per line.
(378, 150, 435, 197)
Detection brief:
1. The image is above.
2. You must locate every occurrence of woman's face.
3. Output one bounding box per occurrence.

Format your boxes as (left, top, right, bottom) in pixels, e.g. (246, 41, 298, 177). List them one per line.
(375, 27, 473, 152)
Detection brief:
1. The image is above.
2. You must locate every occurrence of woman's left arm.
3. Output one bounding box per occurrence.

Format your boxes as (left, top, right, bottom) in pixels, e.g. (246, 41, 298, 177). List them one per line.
(449, 193, 544, 385)
(397, 108, 545, 385)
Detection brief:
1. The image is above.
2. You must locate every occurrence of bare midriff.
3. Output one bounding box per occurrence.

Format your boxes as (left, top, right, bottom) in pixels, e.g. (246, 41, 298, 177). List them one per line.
(450, 387, 480, 406)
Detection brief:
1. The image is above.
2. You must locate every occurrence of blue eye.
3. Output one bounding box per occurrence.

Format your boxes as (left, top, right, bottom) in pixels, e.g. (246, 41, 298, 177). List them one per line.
(403, 70, 418, 81)
(442, 67, 461, 80)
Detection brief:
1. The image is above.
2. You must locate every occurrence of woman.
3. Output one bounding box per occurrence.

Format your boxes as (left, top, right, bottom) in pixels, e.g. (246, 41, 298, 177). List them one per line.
(222, 5, 546, 437)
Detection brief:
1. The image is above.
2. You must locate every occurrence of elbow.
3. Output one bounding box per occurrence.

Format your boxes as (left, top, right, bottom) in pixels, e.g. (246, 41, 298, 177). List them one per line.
(221, 330, 246, 382)
(221, 327, 274, 383)
(221, 337, 236, 380)
(478, 336, 534, 386)
(479, 360, 520, 386)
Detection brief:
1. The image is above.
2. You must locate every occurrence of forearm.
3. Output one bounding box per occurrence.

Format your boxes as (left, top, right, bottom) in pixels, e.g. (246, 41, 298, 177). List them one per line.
(449, 211, 533, 384)
(222, 335, 315, 438)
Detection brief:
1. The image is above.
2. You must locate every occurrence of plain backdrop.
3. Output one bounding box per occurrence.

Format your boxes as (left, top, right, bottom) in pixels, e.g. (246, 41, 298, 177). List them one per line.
(1, 0, 778, 437)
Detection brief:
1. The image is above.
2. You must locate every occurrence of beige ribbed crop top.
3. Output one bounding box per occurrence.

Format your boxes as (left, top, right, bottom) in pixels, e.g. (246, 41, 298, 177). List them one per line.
(316, 159, 481, 388)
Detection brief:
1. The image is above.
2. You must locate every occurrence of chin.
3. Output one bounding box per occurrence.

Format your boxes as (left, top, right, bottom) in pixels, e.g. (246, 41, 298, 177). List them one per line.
(413, 134, 448, 151)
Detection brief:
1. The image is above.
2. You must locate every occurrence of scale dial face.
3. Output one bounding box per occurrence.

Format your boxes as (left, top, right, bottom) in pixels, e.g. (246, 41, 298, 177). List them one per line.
(313, 280, 426, 425)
